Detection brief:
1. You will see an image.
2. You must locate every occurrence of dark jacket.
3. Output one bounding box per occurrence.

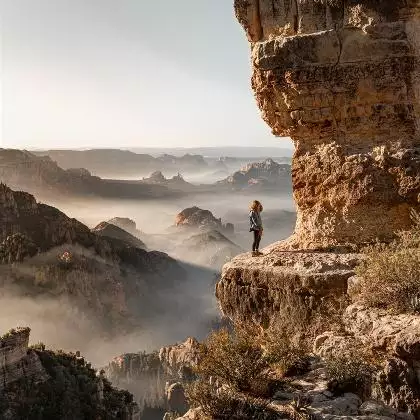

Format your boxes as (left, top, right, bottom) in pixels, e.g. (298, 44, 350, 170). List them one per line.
(249, 210, 263, 231)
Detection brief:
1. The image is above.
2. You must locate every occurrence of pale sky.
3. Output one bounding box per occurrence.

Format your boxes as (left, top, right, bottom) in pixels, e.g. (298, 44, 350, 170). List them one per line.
(0, 0, 292, 149)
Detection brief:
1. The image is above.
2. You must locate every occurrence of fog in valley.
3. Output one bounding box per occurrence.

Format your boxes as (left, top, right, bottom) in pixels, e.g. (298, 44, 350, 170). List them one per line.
(0, 148, 295, 412)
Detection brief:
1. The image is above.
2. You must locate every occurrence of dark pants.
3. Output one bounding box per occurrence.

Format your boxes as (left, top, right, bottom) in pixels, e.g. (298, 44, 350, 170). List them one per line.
(252, 230, 261, 251)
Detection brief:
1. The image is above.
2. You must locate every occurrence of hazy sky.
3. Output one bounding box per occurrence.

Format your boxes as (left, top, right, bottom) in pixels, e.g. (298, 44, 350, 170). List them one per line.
(0, 0, 292, 149)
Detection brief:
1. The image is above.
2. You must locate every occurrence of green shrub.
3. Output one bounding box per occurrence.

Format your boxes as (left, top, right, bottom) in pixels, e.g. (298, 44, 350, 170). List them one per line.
(355, 209, 420, 313)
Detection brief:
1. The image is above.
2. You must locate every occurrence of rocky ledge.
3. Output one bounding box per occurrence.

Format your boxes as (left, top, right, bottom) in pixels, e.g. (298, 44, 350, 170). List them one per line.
(217, 242, 360, 325)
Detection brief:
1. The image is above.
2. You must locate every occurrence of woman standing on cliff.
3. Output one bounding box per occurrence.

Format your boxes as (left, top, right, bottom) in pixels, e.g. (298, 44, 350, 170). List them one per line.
(250, 200, 263, 256)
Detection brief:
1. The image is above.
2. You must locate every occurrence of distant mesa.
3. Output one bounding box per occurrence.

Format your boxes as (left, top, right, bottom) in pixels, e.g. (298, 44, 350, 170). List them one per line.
(179, 229, 243, 268)
(0, 148, 180, 201)
(92, 221, 146, 250)
(175, 206, 234, 235)
(65, 167, 92, 177)
(219, 158, 291, 190)
(33, 149, 208, 178)
(143, 170, 188, 185)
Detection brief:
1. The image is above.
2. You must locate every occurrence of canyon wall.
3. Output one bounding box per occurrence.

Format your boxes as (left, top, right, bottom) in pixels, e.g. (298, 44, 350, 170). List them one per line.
(234, 0, 420, 248)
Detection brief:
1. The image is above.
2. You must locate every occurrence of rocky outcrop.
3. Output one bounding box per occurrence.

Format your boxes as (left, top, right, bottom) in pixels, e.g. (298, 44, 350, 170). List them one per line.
(219, 158, 291, 191)
(234, 0, 420, 248)
(175, 207, 234, 235)
(175, 357, 415, 420)
(105, 338, 200, 415)
(314, 305, 420, 415)
(217, 244, 360, 324)
(0, 327, 46, 391)
(0, 327, 139, 419)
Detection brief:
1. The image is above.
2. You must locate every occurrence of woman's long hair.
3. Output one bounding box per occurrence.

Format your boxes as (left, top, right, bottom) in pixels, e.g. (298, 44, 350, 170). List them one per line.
(250, 200, 263, 212)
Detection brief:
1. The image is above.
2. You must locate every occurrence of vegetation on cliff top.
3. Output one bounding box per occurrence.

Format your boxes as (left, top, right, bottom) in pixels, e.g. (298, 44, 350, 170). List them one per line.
(355, 209, 420, 313)
(0, 345, 137, 420)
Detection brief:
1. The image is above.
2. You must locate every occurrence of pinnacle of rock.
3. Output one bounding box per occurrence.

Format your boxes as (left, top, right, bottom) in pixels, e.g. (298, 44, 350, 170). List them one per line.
(234, 0, 420, 248)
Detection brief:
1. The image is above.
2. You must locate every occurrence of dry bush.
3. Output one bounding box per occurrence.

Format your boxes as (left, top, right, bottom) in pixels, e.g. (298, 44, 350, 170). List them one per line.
(325, 341, 382, 398)
(355, 209, 420, 313)
(262, 294, 348, 377)
(193, 324, 276, 396)
(261, 298, 311, 377)
(186, 381, 279, 420)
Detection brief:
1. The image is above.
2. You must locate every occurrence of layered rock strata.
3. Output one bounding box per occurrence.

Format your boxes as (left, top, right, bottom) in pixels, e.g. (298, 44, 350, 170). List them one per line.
(234, 0, 420, 248)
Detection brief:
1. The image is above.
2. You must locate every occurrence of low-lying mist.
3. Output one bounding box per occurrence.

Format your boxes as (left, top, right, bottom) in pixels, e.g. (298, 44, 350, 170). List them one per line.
(1, 188, 295, 369)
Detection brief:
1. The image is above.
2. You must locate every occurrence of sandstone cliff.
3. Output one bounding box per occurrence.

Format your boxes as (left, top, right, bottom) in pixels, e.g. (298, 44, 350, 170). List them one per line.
(0, 327, 46, 392)
(234, 0, 420, 248)
(211, 2, 420, 419)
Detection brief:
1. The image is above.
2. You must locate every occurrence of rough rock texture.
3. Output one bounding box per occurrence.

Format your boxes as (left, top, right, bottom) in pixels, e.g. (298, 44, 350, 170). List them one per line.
(234, 0, 420, 248)
(217, 242, 360, 324)
(105, 338, 199, 415)
(175, 358, 414, 420)
(314, 305, 420, 415)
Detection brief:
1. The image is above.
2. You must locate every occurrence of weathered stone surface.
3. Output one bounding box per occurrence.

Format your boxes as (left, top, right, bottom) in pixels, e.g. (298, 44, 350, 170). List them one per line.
(217, 243, 359, 324)
(344, 304, 420, 360)
(166, 382, 188, 415)
(105, 338, 199, 413)
(314, 305, 420, 416)
(234, 0, 420, 248)
(159, 337, 200, 379)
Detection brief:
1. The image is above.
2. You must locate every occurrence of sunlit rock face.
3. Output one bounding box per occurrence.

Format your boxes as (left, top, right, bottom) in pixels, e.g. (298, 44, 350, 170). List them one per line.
(235, 0, 420, 248)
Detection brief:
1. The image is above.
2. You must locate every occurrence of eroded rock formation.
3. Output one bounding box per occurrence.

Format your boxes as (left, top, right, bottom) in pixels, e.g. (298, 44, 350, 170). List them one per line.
(234, 0, 420, 248)
(105, 338, 200, 416)
(315, 304, 420, 414)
